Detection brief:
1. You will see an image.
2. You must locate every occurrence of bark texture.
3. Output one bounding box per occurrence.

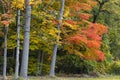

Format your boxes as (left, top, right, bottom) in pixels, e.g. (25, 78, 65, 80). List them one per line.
(3, 26, 8, 80)
(20, 0, 31, 79)
(15, 9, 21, 80)
(50, 0, 65, 77)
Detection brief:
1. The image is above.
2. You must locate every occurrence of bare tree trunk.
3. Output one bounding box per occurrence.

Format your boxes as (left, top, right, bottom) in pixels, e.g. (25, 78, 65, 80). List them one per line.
(49, 0, 65, 77)
(1, 0, 8, 80)
(15, 9, 21, 80)
(37, 51, 44, 76)
(39, 51, 44, 75)
(93, 0, 108, 23)
(3, 26, 8, 80)
(20, 0, 31, 79)
(37, 51, 41, 75)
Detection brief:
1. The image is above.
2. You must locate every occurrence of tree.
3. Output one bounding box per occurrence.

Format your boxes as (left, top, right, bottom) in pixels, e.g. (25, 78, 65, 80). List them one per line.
(20, 0, 31, 79)
(93, 0, 109, 23)
(50, 0, 65, 77)
(15, 9, 21, 80)
(0, 0, 12, 80)
(11, 0, 24, 79)
(60, 0, 108, 61)
(3, 26, 8, 80)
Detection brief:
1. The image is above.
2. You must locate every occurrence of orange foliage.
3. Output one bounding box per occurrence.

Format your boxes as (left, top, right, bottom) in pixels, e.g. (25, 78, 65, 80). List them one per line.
(87, 40, 101, 49)
(63, 0, 107, 61)
(65, 20, 77, 25)
(65, 22, 108, 61)
(1, 21, 11, 27)
(0, 13, 12, 27)
(92, 23, 108, 35)
(79, 3, 92, 11)
(70, 0, 97, 12)
(80, 13, 91, 20)
(68, 34, 87, 44)
(87, 0, 97, 7)
(95, 50, 105, 61)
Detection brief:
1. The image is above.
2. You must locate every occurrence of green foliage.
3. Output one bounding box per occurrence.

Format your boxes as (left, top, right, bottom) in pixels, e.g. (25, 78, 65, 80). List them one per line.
(96, 0, 120, 58)
(56, 54, 109, 74)
(28, 56, 50, 76)
(109, 61, 120, 74)
(56, 54, 86, 74)
(82, 60, 110, 74)
(28, 57, 38, 76)
(41, 64, 50, 75)
(7, 57, 15, 75)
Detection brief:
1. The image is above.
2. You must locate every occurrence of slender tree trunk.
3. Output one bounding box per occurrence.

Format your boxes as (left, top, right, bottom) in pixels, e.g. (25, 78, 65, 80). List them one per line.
(49, 0, 65, 77)
(93, 3, 103, 23)
(13, 48, 15, 57)
(37, 50, 41, 75)
(50, 44, 58, 77)
(15, 9, 21, 80)
(39, 51, 44, 75)
(92, 0, 107, 23)
(20, 0, 31, 79)
(3, 26, 8, 80)
(37, 51, 44, 76)
(1, 0, 7, 80)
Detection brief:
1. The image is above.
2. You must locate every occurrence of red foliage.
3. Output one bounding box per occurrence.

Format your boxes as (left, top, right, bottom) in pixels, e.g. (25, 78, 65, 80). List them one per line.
(65, 20, 77, 25)
(92, 23, 108, 35)
(64, 0, 107, 61)
(80, 13, 91, 20)
(87, 40, 101, 49)
(66, 22, 108, 61)
(68, 34, 87, 44)
(95, 50, 105, 61)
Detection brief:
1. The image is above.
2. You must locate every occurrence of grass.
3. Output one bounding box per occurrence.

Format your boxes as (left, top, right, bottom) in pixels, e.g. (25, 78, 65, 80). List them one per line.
(29, 75, 120, 80)
(0, 75, 120, 80)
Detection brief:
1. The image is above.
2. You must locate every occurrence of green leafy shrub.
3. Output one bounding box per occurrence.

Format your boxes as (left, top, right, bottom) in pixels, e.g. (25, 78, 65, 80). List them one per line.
(110, 61, 120, 74)
(56, 54, 94, 74)
(56, 54, 109, 75)
(28, 57, 38, 76)
(7, 57, 15, 75)
(56, 54, 86, 74)
(28, 57, 50, 76)
(41, 64, 50, 75)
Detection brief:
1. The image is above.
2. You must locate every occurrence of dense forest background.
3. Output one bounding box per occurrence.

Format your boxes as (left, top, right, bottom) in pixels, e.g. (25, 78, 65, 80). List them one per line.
(1, 0, 120, 80)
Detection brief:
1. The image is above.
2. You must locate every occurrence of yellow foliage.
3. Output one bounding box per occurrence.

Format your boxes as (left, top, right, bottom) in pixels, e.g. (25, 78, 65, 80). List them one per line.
(63, 22, 78, 30)
(63, 7, 70, 17)
(29, 0, 42, 5)
(48, 28, 58, 38)
(11, 0, 24, 10)
(74, 50, 84, 57)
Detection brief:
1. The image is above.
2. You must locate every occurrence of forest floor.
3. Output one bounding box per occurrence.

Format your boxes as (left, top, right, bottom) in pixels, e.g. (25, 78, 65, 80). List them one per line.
(0, 75, 120, 80)
(29, 75, 120, 80)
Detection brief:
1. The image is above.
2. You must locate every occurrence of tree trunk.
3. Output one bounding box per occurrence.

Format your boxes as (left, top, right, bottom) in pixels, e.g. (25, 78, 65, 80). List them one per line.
(1, 0, 7, 80)
(39, 51, 44, 75)
(37, 51, 44, 76)
(15, 9, 21, 80)
(49, 0, 65, 77)
(37, 50, 41, 75)
(20, 0, 31, 79)
(3, 26, 8, 80)
(93, 1, 106, 23)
